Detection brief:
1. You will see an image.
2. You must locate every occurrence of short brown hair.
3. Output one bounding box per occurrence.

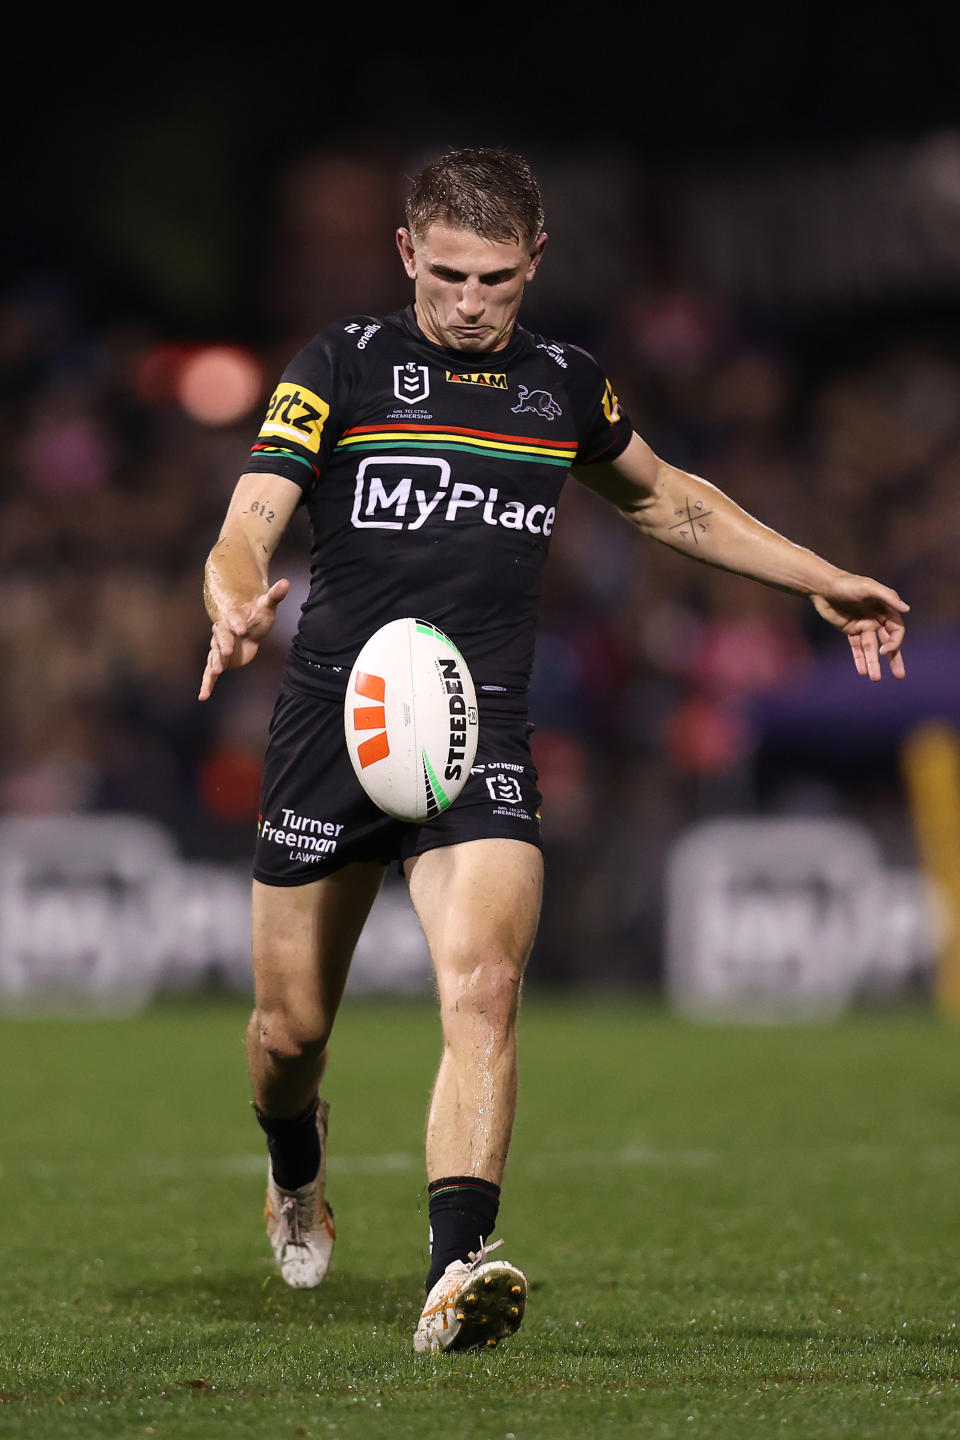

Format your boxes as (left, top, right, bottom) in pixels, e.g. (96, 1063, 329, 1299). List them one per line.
(405, 148, 545, 249)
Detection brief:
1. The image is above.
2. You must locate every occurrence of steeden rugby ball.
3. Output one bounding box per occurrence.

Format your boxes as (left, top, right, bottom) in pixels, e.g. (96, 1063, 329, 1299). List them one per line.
(344, 618, 479, 823)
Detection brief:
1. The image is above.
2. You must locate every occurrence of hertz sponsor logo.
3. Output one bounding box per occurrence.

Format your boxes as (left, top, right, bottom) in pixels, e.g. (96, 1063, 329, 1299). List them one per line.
(258, 383, 330, 453)
(601, 379, 622, 425)
(444, 371, 508, 389)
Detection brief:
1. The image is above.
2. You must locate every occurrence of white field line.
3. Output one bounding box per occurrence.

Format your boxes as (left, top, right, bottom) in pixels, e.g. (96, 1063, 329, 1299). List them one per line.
(19, 1143, 959, 1183)
(220, 1152, 418, 1176)
(172, 1146, 718, 1178)
(137, 1141, 960, 1177)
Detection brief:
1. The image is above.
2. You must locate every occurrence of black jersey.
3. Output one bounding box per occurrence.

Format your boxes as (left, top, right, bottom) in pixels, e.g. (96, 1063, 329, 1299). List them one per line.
(243, 304, 633, 705)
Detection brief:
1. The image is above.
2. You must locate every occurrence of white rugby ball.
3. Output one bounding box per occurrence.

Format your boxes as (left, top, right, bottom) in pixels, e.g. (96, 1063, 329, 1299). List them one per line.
(344, 618, 479, 823)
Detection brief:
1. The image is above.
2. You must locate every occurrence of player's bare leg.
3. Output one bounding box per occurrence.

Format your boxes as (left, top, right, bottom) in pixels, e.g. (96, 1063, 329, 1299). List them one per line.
(247, 866, 384, 1113)
(247, 864, 384, 1286)
(405, 837, 542, 1351)
(407, 839, 542, 1181)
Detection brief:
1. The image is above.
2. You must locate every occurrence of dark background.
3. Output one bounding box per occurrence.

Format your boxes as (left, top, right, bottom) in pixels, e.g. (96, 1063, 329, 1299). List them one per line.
(2, 11, 958, 990)
(10, 9, 960, 331)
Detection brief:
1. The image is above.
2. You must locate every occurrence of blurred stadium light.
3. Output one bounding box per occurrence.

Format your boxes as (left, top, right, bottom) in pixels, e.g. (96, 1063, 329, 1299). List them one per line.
(135, 342, 264, 423)
(3, 45, 960, 1014)
(176, 347, 264, 426)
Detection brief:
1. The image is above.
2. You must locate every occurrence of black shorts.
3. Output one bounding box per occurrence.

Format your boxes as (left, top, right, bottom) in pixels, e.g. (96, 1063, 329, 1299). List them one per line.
(254, 685, 543, 885)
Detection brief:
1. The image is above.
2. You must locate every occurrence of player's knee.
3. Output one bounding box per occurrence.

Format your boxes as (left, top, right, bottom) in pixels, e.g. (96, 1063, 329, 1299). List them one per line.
(248, 1005, 330, 1070)
(439, 953, 523, 1036)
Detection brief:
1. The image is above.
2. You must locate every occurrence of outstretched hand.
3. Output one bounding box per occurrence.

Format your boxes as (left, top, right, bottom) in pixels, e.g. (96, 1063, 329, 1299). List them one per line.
(811, 574, 909, 681)
(198, 578, 290, 701)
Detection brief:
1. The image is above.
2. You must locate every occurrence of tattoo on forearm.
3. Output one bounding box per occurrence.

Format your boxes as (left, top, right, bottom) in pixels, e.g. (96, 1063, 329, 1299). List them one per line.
(246, 500, 276, 522)
(669, 497, 713, 544)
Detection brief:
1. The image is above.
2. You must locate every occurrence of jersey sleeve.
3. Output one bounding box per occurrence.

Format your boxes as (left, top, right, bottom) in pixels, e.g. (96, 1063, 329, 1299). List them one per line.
(566, 345, 633, 466)
(243, 324, 350, 495)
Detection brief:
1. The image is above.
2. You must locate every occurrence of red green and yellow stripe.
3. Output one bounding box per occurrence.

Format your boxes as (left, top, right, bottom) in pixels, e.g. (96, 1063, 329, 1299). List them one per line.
(335, 424, 577, 469)
(249, 443, 321, 478)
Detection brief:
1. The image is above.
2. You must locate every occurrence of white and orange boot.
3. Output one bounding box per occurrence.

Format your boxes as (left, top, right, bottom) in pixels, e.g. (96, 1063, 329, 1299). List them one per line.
(413, 1239, 526, 1353)
(264, 1098, 335, 1288)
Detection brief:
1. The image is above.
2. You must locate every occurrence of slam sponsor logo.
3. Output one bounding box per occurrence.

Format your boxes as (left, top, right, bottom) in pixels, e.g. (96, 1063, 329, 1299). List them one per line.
(444, 371, 508, 389)
(350, 456, 556, 536)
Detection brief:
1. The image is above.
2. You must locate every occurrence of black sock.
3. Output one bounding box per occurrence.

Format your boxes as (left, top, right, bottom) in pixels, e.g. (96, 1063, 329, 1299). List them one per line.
(256, 1098, 320, 1192)
(426, 1175, 500, 1291)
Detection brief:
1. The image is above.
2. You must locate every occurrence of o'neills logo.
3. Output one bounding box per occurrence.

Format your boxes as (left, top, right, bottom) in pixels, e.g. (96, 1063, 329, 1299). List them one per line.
(445, 371, 508, 388)
(352, 672, 389, 767)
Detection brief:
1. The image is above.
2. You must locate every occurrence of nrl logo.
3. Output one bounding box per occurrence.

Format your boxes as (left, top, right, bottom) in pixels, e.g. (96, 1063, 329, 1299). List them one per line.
(394, 362, 430, 405)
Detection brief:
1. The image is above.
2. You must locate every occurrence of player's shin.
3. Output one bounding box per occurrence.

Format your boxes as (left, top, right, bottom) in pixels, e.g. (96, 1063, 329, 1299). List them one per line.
(256, 1097, 322, 1191)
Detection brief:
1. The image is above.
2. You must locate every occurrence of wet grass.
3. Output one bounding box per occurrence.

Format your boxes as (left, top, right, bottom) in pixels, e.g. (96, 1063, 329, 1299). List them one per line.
(1, 997, 958, 1437)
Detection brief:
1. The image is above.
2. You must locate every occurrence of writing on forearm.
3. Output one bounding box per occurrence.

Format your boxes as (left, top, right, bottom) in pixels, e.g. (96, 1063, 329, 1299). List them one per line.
(245, 500, 277, 522)
(668, 497, 713, 544)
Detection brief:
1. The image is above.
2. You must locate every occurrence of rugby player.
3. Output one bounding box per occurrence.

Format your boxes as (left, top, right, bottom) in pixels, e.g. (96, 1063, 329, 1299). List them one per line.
(199, 148, 908, 1353)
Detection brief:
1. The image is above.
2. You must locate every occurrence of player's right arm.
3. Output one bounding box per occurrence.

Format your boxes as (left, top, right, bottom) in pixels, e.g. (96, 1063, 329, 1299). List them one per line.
(198, 471, 302, 701)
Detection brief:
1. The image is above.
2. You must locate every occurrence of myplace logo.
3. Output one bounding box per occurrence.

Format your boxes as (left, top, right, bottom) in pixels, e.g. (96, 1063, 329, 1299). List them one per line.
(350, 456, 556, 535)
(352, 456, 450, 530)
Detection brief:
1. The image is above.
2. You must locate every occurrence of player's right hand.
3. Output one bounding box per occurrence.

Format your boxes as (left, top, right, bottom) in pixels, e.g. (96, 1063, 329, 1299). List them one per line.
(198, 578, 290, 701)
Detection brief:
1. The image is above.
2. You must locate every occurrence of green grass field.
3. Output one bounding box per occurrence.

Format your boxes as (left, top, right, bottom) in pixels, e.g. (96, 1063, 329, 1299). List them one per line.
(2, 997, 958, 1439)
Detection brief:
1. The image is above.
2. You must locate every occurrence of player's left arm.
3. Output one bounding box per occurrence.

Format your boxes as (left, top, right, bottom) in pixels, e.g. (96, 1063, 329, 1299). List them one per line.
(574, 431, 908, 681)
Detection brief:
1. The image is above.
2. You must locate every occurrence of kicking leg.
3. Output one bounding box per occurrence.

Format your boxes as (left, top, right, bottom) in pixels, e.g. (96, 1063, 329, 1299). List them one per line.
(405, 837, 542, 1350)
(247, 863, 384, 1286)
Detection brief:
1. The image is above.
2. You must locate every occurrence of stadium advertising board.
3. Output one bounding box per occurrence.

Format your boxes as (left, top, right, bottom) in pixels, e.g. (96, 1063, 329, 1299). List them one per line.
(0, 814, 941, 1017)
(0, 816, 431, 1013)
(666, 818, 941, 1022)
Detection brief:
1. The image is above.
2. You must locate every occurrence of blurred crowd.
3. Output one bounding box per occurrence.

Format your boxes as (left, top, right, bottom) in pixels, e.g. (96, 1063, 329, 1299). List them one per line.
(2, 151, 958, 983)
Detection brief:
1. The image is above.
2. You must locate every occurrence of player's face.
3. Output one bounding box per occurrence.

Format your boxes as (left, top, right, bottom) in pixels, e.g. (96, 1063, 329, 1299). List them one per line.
(396, 223, 547, 353)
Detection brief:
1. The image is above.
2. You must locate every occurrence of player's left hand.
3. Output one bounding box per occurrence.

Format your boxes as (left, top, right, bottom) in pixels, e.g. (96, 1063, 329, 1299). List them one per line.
(810, 575, 909, 680)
